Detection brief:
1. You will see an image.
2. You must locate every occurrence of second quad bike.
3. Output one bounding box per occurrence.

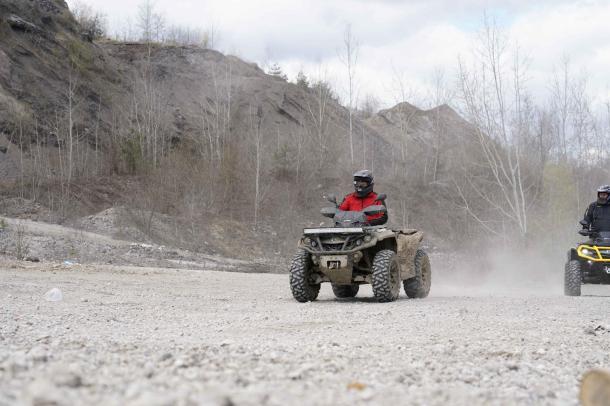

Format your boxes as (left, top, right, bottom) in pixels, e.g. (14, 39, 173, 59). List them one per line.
(289, 194, 431, 303)
(565, 222, 610, 296)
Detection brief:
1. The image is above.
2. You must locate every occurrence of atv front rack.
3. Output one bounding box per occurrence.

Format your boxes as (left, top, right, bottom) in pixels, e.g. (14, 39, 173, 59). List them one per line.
(303, 227, 364, 234)
(577, 245, 610, 262)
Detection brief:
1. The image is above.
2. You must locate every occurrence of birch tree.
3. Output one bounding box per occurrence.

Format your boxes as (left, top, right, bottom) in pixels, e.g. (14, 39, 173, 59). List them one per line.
(456, 16, 534, 241)
(137, 0, 154, 43)
(340, 24, 359, 165)
(306, 68, 334, 168)
(251, 105, 265, 227)
(550, 56, 573, 160)
(389, 67, 419, 163)
(428, 68, 454, 183)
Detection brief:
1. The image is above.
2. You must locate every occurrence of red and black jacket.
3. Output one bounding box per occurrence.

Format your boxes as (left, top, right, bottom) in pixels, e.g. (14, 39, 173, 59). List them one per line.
(339, 191, 388, 226)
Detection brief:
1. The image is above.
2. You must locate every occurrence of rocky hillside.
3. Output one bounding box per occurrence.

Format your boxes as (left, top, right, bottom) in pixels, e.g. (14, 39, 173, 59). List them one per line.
(0, 0, 126, 180)
(367, 101, 479, 184)
(0, 0, 396, 181)
(0, 0, 480, 258)
(0, 0, 124, 135)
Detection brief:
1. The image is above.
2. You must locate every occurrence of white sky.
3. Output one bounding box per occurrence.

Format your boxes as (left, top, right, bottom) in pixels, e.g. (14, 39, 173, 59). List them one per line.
(66, 0, 610, 111)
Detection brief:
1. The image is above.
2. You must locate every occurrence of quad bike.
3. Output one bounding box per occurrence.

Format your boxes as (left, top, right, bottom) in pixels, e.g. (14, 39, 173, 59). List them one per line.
(289, 194, 431, 302)
(564, 222, 610, 296)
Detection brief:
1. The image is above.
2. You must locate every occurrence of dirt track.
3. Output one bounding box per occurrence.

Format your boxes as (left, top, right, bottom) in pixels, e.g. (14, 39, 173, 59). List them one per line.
(2, 260, 610, 405)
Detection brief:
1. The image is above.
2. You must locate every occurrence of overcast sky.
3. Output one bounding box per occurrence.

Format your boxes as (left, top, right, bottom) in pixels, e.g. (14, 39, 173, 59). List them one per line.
(66, 0, 610, 111)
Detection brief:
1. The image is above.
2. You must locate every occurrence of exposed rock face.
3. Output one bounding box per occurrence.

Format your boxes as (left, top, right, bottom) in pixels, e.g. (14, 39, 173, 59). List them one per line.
(0, 49, 10, 82)
(0, 0, 122, 145)
(6, 14, 42, 33)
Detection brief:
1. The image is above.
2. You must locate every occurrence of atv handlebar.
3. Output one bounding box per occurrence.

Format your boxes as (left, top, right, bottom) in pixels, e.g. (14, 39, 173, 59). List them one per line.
(320, 206, 388, 218)
(321, 207, 337, 218)
(363, 205, 386, 216)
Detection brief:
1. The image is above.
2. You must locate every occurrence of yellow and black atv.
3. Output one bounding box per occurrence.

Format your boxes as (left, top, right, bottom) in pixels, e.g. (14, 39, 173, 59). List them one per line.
(565, 225, 610, 296)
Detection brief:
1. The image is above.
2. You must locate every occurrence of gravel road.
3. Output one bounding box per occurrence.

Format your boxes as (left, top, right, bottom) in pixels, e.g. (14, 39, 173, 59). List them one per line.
(2, 260, 610, 405)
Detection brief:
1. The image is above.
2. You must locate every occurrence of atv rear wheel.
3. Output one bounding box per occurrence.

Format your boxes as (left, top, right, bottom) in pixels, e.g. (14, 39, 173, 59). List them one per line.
(331, 284, 359, 298)
(564, 259, 582, 296)
(404, 249, 431, 298)
(289, 249, 320, 302)
(372, 250, 401, 302)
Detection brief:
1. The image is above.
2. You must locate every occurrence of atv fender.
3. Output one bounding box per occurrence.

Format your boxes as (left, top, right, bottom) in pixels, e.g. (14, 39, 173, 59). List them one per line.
(568, 248, 579, 261)
(374, 229, 398, 247)
(397, 229, 424, 280)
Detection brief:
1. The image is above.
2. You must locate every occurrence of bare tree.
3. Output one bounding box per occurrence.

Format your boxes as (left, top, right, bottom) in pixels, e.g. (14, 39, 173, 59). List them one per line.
(251, 105, 265, 227)
(550, 56, 572, 159)
(137, 0, 153, 42)
(456, 16, 533, 241)
(305, 67, 334, 168)
(428, 68, 454, 183)
(137, 0, 165, 44)
(66, 66, 77, 185)
(339, 24, 359, 165)
(164, 25, 218, 48)
(152, 12, 165, 42)
(570, 74, 595, 162)
(192, 61, 234, 165)
(71, 0, 107, 41)
(358, 93, 379, 118)
(128, 65, 170, 170)
(389, 66, 419, 163)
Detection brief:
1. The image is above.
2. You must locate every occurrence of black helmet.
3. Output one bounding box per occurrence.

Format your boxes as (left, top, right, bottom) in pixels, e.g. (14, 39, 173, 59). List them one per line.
(597, 185, 610, 204)
(353, 169, 374, 197)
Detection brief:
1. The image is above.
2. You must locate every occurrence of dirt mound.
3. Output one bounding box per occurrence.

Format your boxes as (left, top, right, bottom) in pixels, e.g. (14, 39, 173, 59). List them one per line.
(72, 206, 150, 242)
(0, 215, 273, 272)
(70, 206, 272, 262)
(0, 197, 53, 221)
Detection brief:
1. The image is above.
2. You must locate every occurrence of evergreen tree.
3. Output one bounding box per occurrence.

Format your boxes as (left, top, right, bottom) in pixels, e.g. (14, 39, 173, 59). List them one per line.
(268, 63, 288, 81)
(296, 70, 309, 89)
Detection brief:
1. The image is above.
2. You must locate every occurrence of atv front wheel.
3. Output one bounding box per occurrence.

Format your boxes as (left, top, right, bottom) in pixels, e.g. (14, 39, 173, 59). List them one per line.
(404, 249, 431, 298)
(331, 284, 359, 298)
(372, 250, 401, 302)
(564, 259, 582, 296)
(289, 249, 320, 302)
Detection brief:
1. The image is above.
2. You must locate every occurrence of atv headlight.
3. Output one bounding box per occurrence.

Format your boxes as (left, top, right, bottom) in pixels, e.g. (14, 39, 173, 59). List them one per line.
(363, 235, 372, 243)
(356, 239, 363, 246)
(581, 248, 594, 256)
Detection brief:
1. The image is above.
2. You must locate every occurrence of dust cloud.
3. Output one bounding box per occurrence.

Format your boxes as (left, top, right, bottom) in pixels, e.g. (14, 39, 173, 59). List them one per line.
(431, 245, 566, 297)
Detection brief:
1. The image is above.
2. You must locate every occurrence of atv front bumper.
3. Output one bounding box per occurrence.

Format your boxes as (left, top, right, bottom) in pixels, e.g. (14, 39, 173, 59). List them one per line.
(581, 261, 610, 283)
(571, 245, 610, 284)
(577, 245, 610, 262)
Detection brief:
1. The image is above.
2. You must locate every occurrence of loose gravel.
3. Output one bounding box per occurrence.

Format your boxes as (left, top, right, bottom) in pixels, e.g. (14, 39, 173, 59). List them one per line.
(2, 260, 610, 405)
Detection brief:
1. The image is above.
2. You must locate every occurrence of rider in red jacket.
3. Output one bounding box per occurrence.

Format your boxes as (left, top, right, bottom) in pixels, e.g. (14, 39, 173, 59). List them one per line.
(339, 170, 388, 226)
